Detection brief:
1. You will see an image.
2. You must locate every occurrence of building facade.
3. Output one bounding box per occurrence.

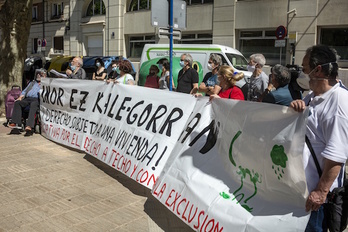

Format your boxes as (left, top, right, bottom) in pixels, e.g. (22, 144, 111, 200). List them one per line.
(28, 0, 348, 68)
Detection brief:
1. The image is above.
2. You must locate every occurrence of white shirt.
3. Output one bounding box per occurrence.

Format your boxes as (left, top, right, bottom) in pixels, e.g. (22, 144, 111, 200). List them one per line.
(302, 82, 348, 192)
(115, 73, 134, 85)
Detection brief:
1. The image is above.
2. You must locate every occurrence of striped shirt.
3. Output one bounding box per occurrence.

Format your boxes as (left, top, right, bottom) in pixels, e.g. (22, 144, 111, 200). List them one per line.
(22, 81, 40, 98)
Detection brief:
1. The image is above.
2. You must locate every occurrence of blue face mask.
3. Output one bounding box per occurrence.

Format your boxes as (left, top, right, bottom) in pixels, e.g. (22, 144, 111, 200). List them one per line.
(96, 62, 101, 67)
(180, 61, 185, 67)
(116, 67, 120, 74)
(70, 65, 76, 71)
(158, 64, 163, 70)
(112, 67, 117, 72)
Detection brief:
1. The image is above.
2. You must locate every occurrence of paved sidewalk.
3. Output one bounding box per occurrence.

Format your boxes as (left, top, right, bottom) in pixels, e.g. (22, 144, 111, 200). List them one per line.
(0, 117, 192, 232)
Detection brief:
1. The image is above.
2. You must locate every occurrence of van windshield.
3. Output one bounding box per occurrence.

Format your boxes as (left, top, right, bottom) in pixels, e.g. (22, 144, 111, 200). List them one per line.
(226, 53, 248, 71)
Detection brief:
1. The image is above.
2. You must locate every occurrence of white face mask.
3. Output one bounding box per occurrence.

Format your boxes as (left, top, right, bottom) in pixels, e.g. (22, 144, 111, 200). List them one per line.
(297, 71, 310, 90)
(207, 63, 213, 71)
(247, 65, 255, 72)
(297, 62, 335, 90)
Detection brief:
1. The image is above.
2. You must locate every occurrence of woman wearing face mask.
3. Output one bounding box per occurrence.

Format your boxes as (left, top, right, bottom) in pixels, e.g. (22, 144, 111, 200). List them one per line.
(114, 60, 135, 85)
(92, 58, 107, 81)
(144, 65, 160, 88)
(158, 60, 176, 90)
(247, 53, 269, 101)
(209, 65, 245, 101)
(199, 54, 222, 96)
(106, 60, 119, 83)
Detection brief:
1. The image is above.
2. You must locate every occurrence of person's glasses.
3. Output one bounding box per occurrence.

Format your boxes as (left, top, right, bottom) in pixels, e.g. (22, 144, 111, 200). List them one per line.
(180, 59, 184, 61)
(208, 61, 213, 64)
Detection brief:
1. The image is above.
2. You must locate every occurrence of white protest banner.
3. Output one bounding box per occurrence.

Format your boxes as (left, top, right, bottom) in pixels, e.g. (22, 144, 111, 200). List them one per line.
(40, 78, 196, 189)
(152, 98, 310, 232)
(40, 78, 310, 231)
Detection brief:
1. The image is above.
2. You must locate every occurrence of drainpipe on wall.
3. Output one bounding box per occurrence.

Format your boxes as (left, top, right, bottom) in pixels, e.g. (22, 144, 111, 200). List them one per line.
(42, 0, 45, 57)
(285, 0, 290, 66)
(107, 0, 109, 56)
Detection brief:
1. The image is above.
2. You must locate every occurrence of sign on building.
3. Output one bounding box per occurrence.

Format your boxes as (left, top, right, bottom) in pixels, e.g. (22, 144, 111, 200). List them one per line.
(151, 0, 187, 30)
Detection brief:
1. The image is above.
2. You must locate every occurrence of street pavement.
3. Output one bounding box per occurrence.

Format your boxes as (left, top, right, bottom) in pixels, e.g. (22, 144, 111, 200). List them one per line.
(0, 117, 192, 232)
(1, 116, 347, 232)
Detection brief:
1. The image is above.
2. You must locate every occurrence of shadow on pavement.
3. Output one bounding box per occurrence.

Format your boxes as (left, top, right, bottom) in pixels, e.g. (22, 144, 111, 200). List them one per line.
(83, 154, 193, 232)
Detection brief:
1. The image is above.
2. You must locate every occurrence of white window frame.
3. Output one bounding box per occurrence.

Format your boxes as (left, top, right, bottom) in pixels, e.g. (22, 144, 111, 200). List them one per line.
(32, 6, 38, 19)
(178, 33, 213, 44)
(319, 27, 348, 62)
(239, 29, 285, 65)
(53, 36, 64, 54)
(87, 0, 106, 16)
(129, 35, 156, 58)
(52, 2, 64, 17)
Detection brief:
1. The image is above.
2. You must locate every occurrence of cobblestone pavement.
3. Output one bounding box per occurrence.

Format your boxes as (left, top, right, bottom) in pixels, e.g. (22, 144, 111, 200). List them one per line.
(0, 117, 192, 232)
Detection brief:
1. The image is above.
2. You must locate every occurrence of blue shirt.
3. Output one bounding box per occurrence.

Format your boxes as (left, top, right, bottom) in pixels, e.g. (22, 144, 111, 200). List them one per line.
(205, 74, 219, 87)
(22, 81, 40, 98)
(262, 84, 293, 106)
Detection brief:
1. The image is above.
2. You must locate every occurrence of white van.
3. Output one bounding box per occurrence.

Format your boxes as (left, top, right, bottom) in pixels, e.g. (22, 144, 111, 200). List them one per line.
(140, 44, 252, 78)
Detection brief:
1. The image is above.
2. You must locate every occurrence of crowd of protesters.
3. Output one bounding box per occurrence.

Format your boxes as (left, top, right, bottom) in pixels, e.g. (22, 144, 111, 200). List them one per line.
(49, 51, 301, 107)
(139, 51, 300, 106)
(5, 45, 348, 232)
(63, 45, 347, 232)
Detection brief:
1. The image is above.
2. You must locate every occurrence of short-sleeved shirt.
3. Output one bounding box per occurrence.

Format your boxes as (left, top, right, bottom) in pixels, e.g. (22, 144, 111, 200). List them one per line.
(218, 86, 245, 100)
(176, 68, 199, 94)
(115, 73, 134, 85)
(203, 72, 219, 87)
(203, 72, 219, 96)
(248, 71, 268, 101)
(303, 82, 348, 192)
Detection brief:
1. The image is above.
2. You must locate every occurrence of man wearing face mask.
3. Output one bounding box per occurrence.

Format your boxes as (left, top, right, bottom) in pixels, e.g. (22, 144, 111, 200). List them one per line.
(66, 56, 86, 79)
(290, 45, 348, 232)
(262, 64, 293, 106)
(199, 54, 222, 96)
(247, 53, 269, 101)
(176, 53, 199, 94)
(9, 69, 46, 136)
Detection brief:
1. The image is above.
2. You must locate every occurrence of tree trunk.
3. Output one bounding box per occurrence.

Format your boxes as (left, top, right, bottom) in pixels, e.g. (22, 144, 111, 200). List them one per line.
(0, 0, 33, 116)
